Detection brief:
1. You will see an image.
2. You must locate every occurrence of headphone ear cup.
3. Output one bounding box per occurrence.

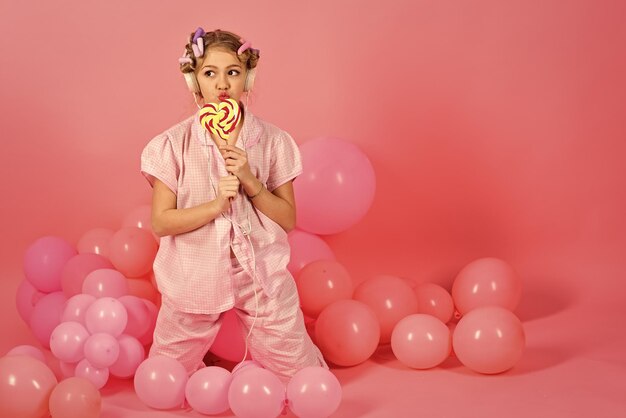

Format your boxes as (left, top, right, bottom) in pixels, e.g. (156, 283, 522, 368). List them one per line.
(184, 72, 201, 94)
(244, 68, 256, 92)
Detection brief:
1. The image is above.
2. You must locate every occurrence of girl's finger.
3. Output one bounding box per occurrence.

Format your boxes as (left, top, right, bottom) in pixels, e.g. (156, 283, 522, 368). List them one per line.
(221, 145, 243, 154)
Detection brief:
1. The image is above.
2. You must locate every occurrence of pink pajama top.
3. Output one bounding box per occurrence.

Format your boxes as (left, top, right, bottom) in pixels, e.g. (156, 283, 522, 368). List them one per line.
(140, 109, 303, 314)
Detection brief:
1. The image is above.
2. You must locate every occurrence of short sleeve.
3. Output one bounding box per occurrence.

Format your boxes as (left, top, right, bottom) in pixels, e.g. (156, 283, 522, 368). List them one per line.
(266, 131, 303, 192)
(140, 134, 179, 194)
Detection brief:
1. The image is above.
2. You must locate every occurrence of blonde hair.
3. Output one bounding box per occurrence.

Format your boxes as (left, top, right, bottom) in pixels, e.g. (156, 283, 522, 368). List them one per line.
(179, 29, 260, 75)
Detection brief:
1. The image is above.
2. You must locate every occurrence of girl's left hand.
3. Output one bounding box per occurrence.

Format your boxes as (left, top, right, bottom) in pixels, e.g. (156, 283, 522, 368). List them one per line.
(219, 145, 255, 184)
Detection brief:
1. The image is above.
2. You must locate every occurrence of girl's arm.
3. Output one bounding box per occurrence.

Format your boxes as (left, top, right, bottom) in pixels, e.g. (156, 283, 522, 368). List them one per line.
(218, 144, 297, 232)
(242, 179, 297, 233)
(151, 179, 227, 237)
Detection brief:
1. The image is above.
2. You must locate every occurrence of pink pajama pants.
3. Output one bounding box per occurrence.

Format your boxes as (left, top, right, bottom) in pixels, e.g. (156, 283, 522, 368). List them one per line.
(149, 256, 327, 379)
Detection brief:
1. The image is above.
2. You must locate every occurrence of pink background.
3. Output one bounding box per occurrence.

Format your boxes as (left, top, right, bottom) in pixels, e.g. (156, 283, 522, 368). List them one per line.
(1, 0, 625, 417)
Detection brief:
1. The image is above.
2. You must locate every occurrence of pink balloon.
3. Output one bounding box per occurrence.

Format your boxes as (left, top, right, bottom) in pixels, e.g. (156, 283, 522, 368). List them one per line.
(287, 229, 335, 277)
(122, 204, 158, 241)
(15, 279, 46, 323)
(126, 277, 161, 306)
(49, 376, 101, 418)
(185, 366, 232, 415)
(77, 228, 114, 257)
(82, 268, 128, 298)
(109, 335, 145, 378)
(5, 345, 46, 363)
(84, 297, 128, 337)
(0, 355, 58, 418)
(391, 314, 451, 369)
(295, 137, 376, 235)
(452, 306, 525, 374)
(50, 321, 90, 363)
(75, 359, 109, 389)
(295, 260, 353, 318)
(108, 227, 158, 278)
(231, 360, 262, 376)
(228, 367, 286, 418)
(84, 333, 120, 368)
(29, 291, 67, 348)
(23, 236, 77, 293)
(134, 355, 188, 410)
(209, 309, 250, 362)
(61, 294, 96, 325)
(352, 275, 419, 344)
(315, 300, 380, 366)
(118, 295, 151, 338)
(138, 299, 158, 346)
(61, 253, 114, 298)
(414, 283, 455, 323)
(286, 367, 342, 418)
(452, 257, 522, 314)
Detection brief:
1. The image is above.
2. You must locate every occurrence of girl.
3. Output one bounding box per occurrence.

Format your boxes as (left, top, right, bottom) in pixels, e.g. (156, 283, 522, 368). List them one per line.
(140, 27, 327, 379)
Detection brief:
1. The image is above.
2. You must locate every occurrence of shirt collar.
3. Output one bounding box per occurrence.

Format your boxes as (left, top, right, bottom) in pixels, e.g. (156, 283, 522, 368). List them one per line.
(193, 105, 261, 149)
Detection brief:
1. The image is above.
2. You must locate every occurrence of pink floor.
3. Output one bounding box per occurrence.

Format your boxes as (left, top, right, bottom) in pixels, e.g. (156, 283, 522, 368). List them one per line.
(2, 242, 624, 418)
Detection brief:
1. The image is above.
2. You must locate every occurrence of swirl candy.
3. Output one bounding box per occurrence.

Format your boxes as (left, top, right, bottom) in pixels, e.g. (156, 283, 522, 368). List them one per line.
(199, 98, 242, 141)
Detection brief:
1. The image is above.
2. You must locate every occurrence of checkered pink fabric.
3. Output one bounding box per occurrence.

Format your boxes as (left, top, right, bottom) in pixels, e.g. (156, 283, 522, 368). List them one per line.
(141, 109, 302, 314)
(150, 257, 327, 379)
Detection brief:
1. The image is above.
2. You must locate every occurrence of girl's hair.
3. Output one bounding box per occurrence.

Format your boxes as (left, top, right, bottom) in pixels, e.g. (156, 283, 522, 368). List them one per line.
(179, 29, 260, 75)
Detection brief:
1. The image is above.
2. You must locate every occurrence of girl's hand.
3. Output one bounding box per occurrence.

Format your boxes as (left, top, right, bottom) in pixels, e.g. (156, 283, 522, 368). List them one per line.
(215, 175, 240, 212)
(219, 145, 255, 184)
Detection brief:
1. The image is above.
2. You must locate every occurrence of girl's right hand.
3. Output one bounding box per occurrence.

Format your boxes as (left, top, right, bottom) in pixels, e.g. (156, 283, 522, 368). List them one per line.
(215, 175, 240, 212)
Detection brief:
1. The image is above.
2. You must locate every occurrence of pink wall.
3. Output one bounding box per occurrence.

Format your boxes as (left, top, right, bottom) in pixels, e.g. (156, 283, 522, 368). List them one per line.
(1, 0, 625, 342)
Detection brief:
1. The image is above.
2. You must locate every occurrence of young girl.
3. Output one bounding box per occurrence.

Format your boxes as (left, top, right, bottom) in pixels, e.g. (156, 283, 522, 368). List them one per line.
(140, 27, 327, 379)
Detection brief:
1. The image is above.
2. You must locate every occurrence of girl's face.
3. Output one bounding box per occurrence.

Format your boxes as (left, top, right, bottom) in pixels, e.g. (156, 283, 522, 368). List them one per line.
(195, 46, 247, 104)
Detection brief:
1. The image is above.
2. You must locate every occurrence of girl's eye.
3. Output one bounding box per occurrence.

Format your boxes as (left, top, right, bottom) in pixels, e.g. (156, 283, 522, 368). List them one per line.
(203, 70, 215, 77)
(228, 70, 240, 76)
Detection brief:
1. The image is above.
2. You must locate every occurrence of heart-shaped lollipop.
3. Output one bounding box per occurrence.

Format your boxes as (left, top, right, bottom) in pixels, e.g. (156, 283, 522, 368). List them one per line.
(199, 98, 242, 141)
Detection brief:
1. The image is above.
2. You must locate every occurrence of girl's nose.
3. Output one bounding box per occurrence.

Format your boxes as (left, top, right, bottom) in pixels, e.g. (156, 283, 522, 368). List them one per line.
(216, 73, 229, 89)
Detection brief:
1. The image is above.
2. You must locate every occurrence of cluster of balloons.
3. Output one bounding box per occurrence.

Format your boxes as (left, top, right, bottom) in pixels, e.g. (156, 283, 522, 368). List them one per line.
(288, 137, 525, 374)
(293, 256, 525, 375)
(2, 205, 164, 417)
(49, 292, 153, 388)
(134, 356, 342, 418)
(14, 206, 164, 390)
(0, 351, 101, 418)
